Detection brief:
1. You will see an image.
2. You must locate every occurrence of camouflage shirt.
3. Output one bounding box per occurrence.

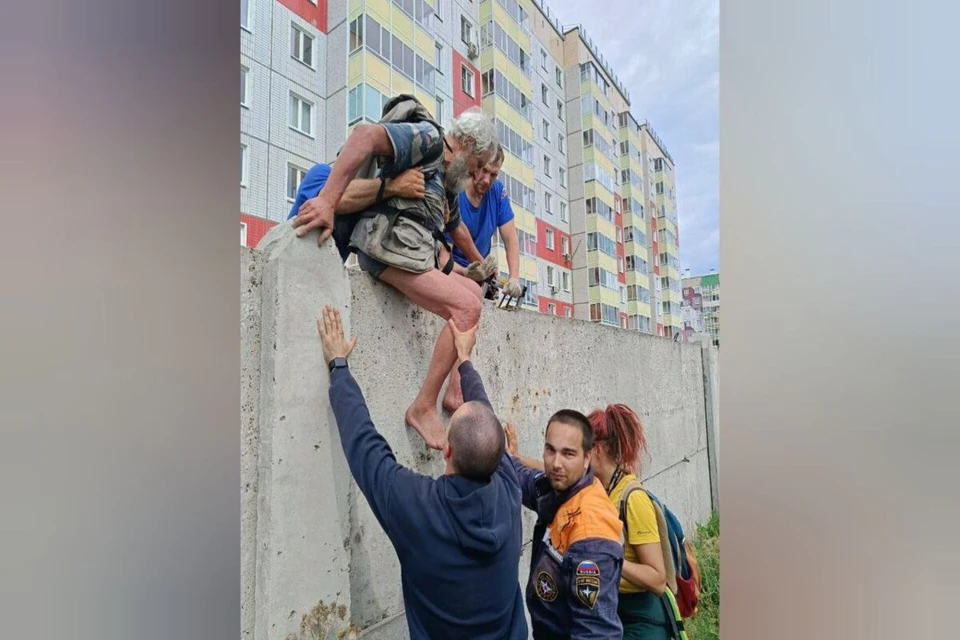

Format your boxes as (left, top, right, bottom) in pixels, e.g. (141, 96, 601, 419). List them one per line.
(349, 121, 461, 272)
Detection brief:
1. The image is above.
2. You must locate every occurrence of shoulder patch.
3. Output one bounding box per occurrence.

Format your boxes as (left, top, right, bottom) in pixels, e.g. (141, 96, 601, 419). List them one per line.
(535, 570, 558, 602)
(575, 561, 600, 609)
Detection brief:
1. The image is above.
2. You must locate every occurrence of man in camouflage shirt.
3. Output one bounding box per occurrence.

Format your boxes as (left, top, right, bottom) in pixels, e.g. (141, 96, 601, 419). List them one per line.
(293, 103, 499, 449)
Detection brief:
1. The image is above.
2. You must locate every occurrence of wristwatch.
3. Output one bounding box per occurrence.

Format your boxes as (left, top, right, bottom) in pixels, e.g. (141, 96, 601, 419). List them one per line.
(327, 357, 349, 372)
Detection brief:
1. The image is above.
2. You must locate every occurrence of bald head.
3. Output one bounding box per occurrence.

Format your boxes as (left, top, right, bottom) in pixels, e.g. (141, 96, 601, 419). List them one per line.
(448, 401, 505, 481)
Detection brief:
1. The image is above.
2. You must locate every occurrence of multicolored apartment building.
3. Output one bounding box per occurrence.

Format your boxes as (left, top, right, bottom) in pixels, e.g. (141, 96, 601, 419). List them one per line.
(240, 0, 682, 338)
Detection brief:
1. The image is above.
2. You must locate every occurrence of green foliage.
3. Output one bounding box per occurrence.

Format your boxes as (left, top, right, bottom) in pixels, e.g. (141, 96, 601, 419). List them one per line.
(685, 512, 719, 639)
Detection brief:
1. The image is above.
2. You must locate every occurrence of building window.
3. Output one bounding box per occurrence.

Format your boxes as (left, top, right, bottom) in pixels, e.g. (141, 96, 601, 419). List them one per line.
(241, 143, 249, 187)
(545, 228, 555, 250)
(548, 303, 556, 314)
(562, 271, 570, 291)
(241, 0, 251, 31)
(286, 163, 308, 202)
(565, 307, 572, 318)
(547, 265, 556, 287)
(241, 66, 249, 107)
(618, 256, 624, 273)
(557, 99, 563, 121)
(544, 191, 552, 213)
(616, 227, 622, 243)
(560, 201, 568, 222)
(435, 42, 443, 74)
(461, 16, 473, 44)
(542, 119, 550, 142)
(561, 236, 569, 257)
(555, 66, 562, 88)
(558, 167, 566, 188)
(541, 84, 548, 105)
(656, 181, 664, 194)
(558, 134, 564, 154)
(241, 222, 248, 246)
(461, 65, 475, 97)
(544, 155, 551, 177)
(290, 24, 314, 67)
(541, 49, 547, 69)
(435, 96, 444, 126)
(288, 93, 313, 136)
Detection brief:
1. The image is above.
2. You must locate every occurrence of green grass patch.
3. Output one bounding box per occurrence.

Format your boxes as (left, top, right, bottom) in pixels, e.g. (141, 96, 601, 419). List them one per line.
(685, 511, 719, 639)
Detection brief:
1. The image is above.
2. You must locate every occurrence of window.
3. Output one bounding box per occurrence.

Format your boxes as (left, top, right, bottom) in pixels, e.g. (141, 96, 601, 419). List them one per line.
(548, 303, 556, 314)
(541, 49, 547, 69)
(542, 119, 550, 142)
(558, 134, 564, 154)
(544, 191, 552, 213)
(545, 228, 555, 250)
(558, 167, 566, 188)
(654, 157, 664, 172)
(560, 201, 568, 222)
(565, 307, 572, 318)
(620, 286, 627, 305)
(557, 99, 563, 121)
(555, 66, 563, 87)
(461, 16, 473, 44)
(461, 65, 475, 97)
(435, 43, 443, 73)
(618, 257, 624, 273)
(544, 155, 551, 177)
(616, 227, 622, 243)
(241, 0, 250, 30)
(286, 164, 308, 201)
(562, 271, 570, 292)
(656, 181, 664, 195)
(241, 222, 248, 246)
(291, 24, 314, 67)
(541, 84, 548, 105)
(288, 93, 313, 135)
(561, 237, 569, 256)
(241, 66, 249, 106)
(241, 143, 248, 187)
(547, 266, 555, 287)
(435, 96, 444, 125)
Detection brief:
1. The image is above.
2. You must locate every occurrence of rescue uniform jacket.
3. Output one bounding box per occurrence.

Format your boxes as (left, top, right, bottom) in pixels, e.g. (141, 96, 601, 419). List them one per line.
(511, 459, 625, 639)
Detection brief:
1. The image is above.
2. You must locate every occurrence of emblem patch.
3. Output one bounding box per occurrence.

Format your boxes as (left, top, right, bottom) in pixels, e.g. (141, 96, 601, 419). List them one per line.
(535, 570, 558, 602)
(576, 560, 601, 609)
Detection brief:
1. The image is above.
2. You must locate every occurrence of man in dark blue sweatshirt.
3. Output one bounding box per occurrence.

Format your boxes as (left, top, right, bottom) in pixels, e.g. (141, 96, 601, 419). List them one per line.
(316, 305, 528, 640)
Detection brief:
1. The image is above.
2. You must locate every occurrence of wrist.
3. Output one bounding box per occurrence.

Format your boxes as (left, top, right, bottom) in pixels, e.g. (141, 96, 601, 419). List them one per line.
(383, 179, 397, 199)
(327, 356, 349, 372)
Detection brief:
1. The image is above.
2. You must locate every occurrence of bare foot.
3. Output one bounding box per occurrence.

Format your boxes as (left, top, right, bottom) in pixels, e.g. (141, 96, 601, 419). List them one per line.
(405, 403, 447, 450)
(441, 385, 464, 414)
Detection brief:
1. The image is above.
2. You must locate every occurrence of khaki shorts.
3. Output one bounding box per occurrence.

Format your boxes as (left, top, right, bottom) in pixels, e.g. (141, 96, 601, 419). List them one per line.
(349, 213, 440, 275)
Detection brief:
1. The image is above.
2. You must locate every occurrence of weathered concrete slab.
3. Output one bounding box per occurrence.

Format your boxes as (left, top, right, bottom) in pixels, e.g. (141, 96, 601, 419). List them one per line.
(242, 247, 263, 639)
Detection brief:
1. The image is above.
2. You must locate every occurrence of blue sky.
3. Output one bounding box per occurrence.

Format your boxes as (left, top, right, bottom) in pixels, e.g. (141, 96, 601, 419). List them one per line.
(546, 0, 719, 277)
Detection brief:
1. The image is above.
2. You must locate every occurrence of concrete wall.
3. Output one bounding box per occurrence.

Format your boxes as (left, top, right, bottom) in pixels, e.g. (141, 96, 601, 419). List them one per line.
(241, 223, 718, 639)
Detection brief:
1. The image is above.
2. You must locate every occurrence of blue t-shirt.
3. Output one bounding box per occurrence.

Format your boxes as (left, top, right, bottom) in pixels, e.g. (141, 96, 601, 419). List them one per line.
(286, 163, 332, 220)
(449, 180, 515, 267)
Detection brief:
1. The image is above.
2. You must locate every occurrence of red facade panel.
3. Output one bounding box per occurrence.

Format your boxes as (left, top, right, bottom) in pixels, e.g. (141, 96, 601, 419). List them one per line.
(538, 297, 574, 317)
(452, 50, 480, 117)
(276, 0, 328, 32)
(241, 214, 278, 249)
(536, 218, 571, 267)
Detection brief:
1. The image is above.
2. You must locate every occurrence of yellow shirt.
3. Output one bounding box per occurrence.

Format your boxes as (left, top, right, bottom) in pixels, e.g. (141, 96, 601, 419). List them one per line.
(608, 473, 660, 593)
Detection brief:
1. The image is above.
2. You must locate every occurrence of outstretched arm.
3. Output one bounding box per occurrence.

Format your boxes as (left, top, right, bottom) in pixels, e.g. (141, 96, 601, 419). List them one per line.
(318, 306, 405, 531)
(504, 423, 545, 472)
(447, 318, 492, 407)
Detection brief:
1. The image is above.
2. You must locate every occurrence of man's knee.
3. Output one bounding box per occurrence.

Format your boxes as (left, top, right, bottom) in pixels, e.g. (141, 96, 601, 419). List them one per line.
(450, 291, 482, 329)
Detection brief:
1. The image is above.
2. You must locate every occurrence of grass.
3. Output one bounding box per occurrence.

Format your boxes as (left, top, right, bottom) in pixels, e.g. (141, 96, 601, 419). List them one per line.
(684, 511, 719, 639)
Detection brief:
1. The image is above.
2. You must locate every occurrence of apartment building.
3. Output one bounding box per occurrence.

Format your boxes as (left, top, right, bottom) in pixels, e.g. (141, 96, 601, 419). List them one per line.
(240, 0, 682, 338)
(682, 272, 720, 346)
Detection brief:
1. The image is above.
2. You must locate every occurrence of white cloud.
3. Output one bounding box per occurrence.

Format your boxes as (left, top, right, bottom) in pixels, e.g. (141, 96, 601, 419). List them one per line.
(546, 0, 719, 275)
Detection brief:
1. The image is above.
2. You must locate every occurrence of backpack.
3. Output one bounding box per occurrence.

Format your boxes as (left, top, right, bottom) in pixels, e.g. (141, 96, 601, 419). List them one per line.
(617, 480, 702, 623)
(331, 94, 455, 273)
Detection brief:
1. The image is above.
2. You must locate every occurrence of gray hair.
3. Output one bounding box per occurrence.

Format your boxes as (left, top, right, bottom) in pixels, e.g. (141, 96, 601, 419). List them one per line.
(449, 107, 498, 157)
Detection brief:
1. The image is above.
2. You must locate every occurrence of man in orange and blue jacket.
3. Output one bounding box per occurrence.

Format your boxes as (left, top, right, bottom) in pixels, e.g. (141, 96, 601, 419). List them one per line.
(509, 411, 625, 639)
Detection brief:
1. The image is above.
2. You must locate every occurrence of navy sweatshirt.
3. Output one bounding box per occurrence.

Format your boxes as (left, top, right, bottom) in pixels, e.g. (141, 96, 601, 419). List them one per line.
(329, 360, 528, 640)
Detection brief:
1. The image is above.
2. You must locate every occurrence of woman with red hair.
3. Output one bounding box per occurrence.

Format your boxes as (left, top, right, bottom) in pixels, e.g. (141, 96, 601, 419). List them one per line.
(589, 404, 672, 640)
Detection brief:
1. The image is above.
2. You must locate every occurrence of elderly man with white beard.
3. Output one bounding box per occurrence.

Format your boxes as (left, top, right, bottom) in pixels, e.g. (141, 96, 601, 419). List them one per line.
(292, 99, 500, 450)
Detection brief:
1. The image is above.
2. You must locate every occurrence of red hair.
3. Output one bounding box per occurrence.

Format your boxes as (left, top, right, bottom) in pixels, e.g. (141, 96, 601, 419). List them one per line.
(588, 404, 648, 473)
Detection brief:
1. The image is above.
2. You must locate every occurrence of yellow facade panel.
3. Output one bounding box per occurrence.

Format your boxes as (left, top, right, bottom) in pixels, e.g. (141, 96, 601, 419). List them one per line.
(391, 9, 415, 40)
(596, 251, 617, 274)
(364, 53, 392, 91)
(348, 54, 364, 85)
(392, 72, 413, 95)
(414, 28, 434, 59)
(367, 0, 391, 24)
(520, 255, 537, 280)
(600, 287, 621, 308)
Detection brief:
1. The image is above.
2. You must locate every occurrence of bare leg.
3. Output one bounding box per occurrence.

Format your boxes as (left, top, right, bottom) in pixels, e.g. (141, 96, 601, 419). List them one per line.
(442, 272, 483, 413)
(379, 267, 482, 449)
